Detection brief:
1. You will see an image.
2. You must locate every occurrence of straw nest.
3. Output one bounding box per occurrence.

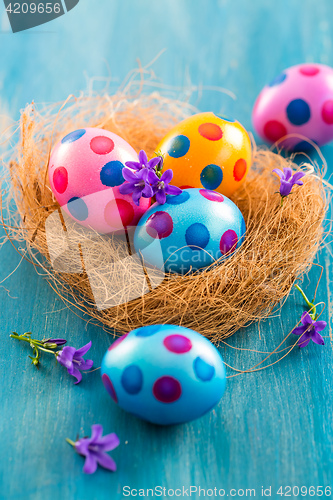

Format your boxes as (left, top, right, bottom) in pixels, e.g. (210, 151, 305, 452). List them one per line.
(1, 91, 327, 343)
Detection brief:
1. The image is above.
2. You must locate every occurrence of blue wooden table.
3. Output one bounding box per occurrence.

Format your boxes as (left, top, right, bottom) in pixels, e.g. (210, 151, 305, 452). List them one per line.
(1, 1, 333, 499)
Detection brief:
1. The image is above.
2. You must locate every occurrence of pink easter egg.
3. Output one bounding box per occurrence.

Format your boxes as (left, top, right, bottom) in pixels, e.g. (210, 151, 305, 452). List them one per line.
(48, 128, 151, 233)
(252, 63, 333, 150)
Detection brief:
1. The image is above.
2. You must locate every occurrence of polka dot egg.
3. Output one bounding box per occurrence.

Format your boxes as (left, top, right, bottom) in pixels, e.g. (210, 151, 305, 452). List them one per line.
(101, 324, 226, 425)
(134, 188, 246, 275)
(156, 112, 252, 197)
(253, 63, 333, 150)
(48, 128, 150, 234)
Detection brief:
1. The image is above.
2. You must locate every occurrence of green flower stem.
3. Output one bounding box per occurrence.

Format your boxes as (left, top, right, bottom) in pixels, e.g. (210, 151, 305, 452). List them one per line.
(295, 284, 317, 319)
(10, 333, 57, 354)
(66, 438, 76, 448)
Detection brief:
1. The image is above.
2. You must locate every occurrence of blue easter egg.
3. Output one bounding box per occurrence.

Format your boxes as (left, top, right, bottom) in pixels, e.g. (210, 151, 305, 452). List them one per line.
(133, 188, 246, 274)
(101, 324, 226, 425)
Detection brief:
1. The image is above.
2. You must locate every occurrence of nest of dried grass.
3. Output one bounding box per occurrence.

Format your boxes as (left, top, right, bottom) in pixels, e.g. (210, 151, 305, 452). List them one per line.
(1, 90, 327, 343)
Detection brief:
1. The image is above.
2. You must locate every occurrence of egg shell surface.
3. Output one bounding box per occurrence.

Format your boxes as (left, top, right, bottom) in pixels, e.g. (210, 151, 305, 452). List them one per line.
(156, 112, 252, 197)
(101, 324, 227, 426)
(134, 188, 246, 275)
(252, 63, 333, 150)
(48, 127, 150, 234)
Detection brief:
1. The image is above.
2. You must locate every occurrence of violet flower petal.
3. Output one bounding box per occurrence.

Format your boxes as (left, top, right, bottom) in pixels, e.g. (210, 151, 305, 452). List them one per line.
(312, 331, 325, 345)
(283, 167, 293, 181)
(96, 433, 120, 451)
(314, 320, 327, 332)
(68, 365, 82, 385)
(119, 182, 135, 195)
(132, 187, 142, 206)
(301, 311, 313, 325)
(83, 453, 98, 474)
(122, 167, 139, 183)
(57, 346, 76, 368)
(299, 336, 311, 348)
(279, 179, 292, 197)
(125, 160, 141, 171)
(156, 190, 166, 205)
(142, 184, 154, 198)
(292, 325, 307, 336)
(148, 157, 162, 169)
(272, 168, 283, 179)
(74, 341, 92, 357)
(91, 424, 104, 443)
(44, 338, 67, 346)
(148, 170, 159, 185)
(160, 169, 173, 184)
(166, 185, 182, 195)
(79, 359, 94, 371)
(139, 150, 148, 165)
(95, 451, 117, 472)
(292, 171, 305, 183)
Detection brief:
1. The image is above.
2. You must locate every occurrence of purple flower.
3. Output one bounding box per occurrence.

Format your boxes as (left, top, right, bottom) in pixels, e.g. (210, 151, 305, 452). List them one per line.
(74, 424, 120, 474)
(273, 167, 305, 198)
(119, 167, 154, 206)
(57, 341, 93, 384)
(43, 338, 67, 346)
(148, 169, 182, 205)
(292, 311, 326, 348)
(125, 150, 162, 172)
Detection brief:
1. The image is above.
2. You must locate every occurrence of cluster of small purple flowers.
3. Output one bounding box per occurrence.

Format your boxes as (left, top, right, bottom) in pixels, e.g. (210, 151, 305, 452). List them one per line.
(119, 150, 182, 205)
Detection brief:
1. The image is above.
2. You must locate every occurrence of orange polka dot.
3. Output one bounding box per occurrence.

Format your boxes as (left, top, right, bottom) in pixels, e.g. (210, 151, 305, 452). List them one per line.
(198, 123, 223, 141)
(233, 159, 247, 182)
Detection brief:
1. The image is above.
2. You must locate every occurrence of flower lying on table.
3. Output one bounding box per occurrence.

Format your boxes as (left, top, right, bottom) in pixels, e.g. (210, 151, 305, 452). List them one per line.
(272, 166, 305, 206)
(119, 149, 182, 205)
(66, 424, 119, 474)
(292, 284, 326, 348)
(10, 332, 93, 383)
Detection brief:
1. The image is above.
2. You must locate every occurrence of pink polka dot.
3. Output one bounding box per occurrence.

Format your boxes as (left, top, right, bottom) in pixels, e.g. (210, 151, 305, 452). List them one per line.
(153, 376, 182, 403)
(322, 100, 333, 124)
(180, 185, 194, 189)
(199, 189, 224, 202)
(299, 66, 320, 76)
(233, 159, 247, 182)
(90, 136, 114, 155)
(104, 199, 135, 228)
(263, 120, 287, 142)
(53, 167, 68, 194)
(163, 334, 192, 354)
(102, 373, 118, 403)
(220, 229, 238, 255)
(146, 212, 173, 239)
(108, 333, 128, 351)
(198, 123, 223, 141)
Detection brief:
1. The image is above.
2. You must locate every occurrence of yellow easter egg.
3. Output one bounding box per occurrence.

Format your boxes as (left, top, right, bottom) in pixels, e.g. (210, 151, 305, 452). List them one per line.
(157, 112, 252, 197)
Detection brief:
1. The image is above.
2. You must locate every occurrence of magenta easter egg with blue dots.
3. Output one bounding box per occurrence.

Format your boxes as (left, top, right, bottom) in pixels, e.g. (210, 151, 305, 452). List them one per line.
(101, 324, 226, 425)
(253, 63, 333, 150)
(48, 127, 151, 234)
(133, 188, 245, 275)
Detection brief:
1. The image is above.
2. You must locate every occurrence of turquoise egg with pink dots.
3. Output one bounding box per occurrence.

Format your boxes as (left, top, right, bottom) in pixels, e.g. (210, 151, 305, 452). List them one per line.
(101, 324, 226, 425)
(133, 188, 246, 274)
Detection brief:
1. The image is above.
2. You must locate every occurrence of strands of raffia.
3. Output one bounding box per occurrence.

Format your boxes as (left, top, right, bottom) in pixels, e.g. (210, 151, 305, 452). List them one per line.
(1, 91, 328, 344)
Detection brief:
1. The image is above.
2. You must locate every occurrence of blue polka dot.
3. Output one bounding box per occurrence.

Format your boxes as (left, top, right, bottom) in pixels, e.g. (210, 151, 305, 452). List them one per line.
(194, 357, 215, 382)
(168, 135, 190, 158)
(214, 113, 235, 122)
(135, 325, 161, 337)
(286, 99, 311, 126)
(293, 139, 318, 152)
(269, 73, 287, 86)
(200, 164, 223, 190)
(185, 223, 210, 250)
(61, 129, 86, 144)
(100, 161, 125, 187)
(67, 197, 88, 221)
(166, 191, 190, 205)
(121, 365, 143, 395)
